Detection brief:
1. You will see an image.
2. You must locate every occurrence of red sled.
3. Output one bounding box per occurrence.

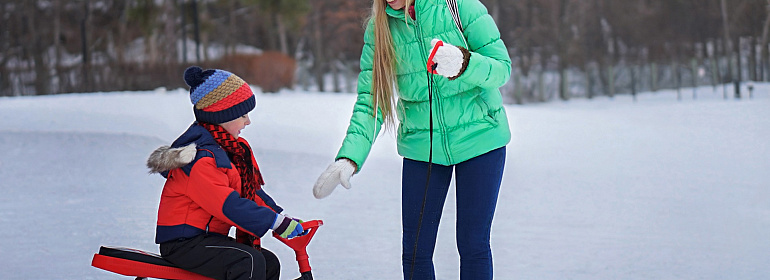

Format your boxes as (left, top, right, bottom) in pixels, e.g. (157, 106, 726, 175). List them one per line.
(91, 246, 214, 280)
(92, 220, 323, 280)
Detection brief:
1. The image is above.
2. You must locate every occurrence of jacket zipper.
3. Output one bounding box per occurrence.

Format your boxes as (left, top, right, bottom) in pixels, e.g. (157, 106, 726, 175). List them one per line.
(414, 15, 452, 164)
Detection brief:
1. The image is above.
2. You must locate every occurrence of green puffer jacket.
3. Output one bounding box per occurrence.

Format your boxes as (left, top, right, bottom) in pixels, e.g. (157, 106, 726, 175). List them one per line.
(336, 0, 511, 169)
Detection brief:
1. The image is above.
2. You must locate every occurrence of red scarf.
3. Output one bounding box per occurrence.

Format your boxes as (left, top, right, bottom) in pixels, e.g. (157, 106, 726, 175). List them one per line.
(199, 122, 265, 200)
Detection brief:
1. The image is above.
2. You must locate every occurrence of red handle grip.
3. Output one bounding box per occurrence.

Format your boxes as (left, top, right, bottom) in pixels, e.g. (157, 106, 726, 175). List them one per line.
(272, 220, 323, 273)
(427, 40, 444, 74)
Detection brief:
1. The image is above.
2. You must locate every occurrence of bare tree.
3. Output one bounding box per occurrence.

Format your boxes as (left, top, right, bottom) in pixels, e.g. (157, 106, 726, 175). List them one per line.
(720, 0, 740, 97)
(1, 0, 765, 98)
(761, 0, 770, 81)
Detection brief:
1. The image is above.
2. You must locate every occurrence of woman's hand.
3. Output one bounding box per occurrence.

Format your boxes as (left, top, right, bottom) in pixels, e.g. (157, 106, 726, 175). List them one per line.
(313, 158, 357, 199)
(428, 39, 470, 80)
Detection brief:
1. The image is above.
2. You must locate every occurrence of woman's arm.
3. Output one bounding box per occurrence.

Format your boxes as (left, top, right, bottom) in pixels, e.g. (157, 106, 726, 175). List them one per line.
(335, 27, 384, 172)
(453, 0, 511, 88)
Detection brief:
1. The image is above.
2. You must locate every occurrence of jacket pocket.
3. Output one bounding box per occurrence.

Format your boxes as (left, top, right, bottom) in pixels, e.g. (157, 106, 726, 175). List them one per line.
(475, 95, 499, 125)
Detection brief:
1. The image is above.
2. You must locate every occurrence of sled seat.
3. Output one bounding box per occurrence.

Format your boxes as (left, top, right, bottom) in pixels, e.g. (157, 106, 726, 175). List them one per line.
(91, 246, 214, 280)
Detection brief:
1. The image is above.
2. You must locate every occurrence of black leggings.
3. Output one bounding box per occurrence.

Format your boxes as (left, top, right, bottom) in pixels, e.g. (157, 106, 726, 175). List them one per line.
(160, 234, 280, 280)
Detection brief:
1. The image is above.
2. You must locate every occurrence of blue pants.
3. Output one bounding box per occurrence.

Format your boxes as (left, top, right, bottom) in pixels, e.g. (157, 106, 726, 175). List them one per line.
(401, 147, 506, 280)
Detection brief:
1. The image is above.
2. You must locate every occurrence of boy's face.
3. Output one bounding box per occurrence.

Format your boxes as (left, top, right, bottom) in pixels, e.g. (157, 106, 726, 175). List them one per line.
(220, 114, 251, 138)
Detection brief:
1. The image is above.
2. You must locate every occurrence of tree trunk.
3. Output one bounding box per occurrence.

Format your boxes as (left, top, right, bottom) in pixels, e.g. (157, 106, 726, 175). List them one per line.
(674, 61, 681, 100)
(147, 32, 159, 65)
(0, 2, 6, 96)
(760, 0, 770, 81)
(53, 0, 62, 93)
(227, 1, 237, 56)
(597, 60, 608, 96)
(276, 14, 289, 54)
(608, 64, 615, 98)
(116, 2, 129, 65)
(81, 1, 91, 93)
(181, 1, 187, 64)
(312, 5, 325, 92)
(163, 0, 178, 64)
(749, 36, 757, 81)
(25, 1, 49, 95)
(706, 40, 718, 91)
(333, 59, 341, 93)
(691, 58, 698, 99)
(650, 62, 658, 92)
(734, 37, 742, 98)
(630, 64, 637, 101)
(537, 70, 546, 102)
(192, 0, 201, 62)
(514, 71, 523, 104)
(202, 32, 210, 62)
(585, 65, 594, 99)
(720, 0, 736, 90)
(0, 56, 7, 96)
(557, 0, 569, 101)
(559, 68, 569, 101)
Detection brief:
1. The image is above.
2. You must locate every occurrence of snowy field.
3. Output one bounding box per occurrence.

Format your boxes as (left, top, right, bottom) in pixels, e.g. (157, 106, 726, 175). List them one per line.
(0, 84, 768, 279)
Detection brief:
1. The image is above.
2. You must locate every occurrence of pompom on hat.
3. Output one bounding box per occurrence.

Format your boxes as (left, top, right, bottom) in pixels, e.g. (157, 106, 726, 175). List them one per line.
(184, 66, 256, 124)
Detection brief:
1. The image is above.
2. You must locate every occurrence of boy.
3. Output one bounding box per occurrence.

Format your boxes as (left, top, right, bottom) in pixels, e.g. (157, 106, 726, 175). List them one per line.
(147, 66, 303, 280)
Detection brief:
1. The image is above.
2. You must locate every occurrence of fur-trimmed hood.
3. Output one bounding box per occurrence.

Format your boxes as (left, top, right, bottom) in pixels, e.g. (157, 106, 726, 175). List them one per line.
(146, 123, 232, 175)
(146, 143, 197, 174)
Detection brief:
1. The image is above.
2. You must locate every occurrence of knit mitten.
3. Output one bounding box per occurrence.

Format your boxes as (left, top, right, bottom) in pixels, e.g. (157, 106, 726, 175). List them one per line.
(272, 214, 304, 239)
(281, 212, 304, 224)
(313, 158, 356, 199)
(428, 39, 470, 80)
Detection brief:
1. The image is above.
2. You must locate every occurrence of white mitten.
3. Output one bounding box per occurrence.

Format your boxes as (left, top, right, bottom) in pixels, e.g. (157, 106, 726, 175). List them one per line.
(313, 159, 356, 199)
(429, 39, 470, 79)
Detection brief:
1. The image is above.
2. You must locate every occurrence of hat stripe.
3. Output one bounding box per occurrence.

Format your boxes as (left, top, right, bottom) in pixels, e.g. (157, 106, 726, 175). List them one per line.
(195, 74, 247, 110)
(191, 70, 232, 105)
(200, 83, 253, 112)
(194, 95, 255, 124)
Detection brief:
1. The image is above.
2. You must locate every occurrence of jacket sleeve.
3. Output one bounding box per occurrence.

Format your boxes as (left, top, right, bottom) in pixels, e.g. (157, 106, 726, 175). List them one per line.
(186, 157, 277, 237)
(454, 0, 511, 89)
(335, 22, 384, 172)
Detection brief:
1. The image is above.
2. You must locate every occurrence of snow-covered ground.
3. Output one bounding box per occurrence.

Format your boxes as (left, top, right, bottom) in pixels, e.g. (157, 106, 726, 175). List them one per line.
(0, 84, 768, 279)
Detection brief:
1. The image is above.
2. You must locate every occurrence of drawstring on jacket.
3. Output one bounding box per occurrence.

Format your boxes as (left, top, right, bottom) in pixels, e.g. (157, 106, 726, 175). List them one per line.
(205, 216, 214, 235)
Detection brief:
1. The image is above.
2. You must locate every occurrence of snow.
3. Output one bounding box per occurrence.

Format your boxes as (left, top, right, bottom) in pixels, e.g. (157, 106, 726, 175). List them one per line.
(0, 84, 768, 279)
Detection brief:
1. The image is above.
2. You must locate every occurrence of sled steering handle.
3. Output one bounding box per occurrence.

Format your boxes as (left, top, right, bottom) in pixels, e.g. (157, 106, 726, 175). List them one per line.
(427, 40, 443, 74)
(273, 219, 323, 273)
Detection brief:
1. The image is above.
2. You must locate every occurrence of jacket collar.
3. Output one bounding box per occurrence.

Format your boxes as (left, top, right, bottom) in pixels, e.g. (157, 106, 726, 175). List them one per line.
(172, 123, 232, 169)
(386, 4, 416, 22)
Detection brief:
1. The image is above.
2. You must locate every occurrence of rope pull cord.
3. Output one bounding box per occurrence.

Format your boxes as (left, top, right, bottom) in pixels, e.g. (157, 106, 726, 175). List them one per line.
(408, 62, 437, 280)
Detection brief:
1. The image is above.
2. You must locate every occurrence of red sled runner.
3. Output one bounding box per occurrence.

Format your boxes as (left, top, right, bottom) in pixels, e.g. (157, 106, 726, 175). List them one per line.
(92, 220, 323, 280)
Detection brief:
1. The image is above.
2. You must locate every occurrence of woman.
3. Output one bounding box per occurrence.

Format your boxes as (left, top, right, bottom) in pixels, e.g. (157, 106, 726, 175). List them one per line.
(313, 0, 511, 279)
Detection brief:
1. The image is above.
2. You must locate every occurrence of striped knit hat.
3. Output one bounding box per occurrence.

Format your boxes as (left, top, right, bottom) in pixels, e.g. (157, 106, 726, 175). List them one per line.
(184, 66, 256, 124)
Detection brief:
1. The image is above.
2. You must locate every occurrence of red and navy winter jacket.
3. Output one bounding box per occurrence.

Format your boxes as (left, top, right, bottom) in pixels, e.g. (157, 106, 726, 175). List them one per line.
(148, 123, 282, 244)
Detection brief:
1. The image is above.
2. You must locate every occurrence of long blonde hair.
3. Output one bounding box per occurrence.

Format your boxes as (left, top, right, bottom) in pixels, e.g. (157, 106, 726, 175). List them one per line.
(369, 0, 414, 130)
